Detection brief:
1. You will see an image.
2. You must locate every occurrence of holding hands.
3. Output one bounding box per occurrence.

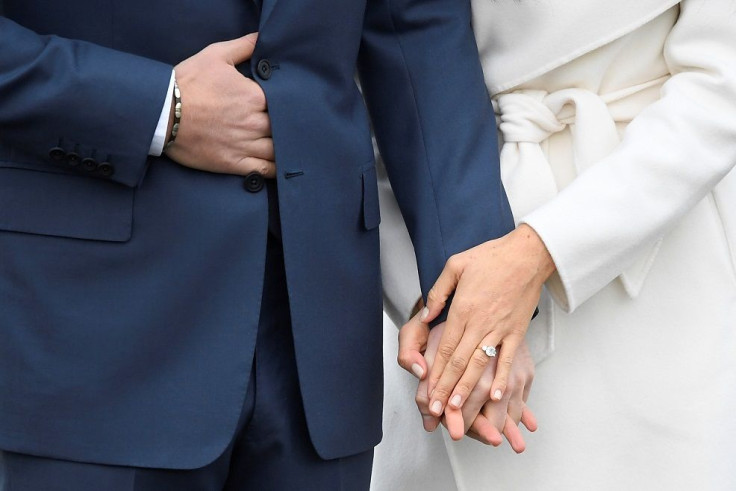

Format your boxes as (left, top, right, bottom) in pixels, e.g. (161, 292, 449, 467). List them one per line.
(167, 31, 552, 451)
(421, 224, 555, 417)
(397, 223, 556, 449)
(398, 310, 537, 452)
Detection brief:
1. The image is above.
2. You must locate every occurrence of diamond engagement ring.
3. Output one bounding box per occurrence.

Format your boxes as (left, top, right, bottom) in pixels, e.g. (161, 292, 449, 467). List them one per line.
(479, 345, 497, 357)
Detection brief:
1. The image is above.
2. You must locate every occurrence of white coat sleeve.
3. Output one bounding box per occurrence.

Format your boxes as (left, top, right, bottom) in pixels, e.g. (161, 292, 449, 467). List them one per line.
(522, 0, 736, 312)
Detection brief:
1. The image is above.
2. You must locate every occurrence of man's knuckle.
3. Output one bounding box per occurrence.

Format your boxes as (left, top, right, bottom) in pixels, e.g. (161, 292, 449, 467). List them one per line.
(222, 155, 239, 173)
(510, 373, 524, 388)
(446, 254, 462, 271)
(255, 114, 270, 132)
(426, 288, 444, 305)
(244, 88, 261, 105)
(243, 113, 260, 130)
(251, 89, 267, 106)
(476, 378, 492, 393)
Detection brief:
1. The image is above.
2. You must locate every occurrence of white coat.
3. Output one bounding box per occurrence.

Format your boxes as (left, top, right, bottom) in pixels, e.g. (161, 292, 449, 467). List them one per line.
(373, 1, 736, 489)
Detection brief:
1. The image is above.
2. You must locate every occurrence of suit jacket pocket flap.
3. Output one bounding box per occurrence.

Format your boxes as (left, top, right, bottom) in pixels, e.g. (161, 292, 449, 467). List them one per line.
(0, 166, 134, 242)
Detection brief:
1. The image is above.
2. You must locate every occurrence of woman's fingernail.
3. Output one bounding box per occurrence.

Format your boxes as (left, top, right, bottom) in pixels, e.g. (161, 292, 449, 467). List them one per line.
(450, 394, 462, 408)
(431, 400, 442, 415)
(411, 363, 424, 379)
(493, 389, 503, 401)
(420, 307, 429, 322)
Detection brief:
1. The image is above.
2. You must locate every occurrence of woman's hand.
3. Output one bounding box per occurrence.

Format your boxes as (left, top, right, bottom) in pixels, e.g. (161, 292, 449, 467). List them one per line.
(398, 314, 537, 451)
(421, 224, 555, 417)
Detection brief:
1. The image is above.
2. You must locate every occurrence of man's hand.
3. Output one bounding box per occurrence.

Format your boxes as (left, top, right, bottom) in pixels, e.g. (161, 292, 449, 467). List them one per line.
(463, 341, 537, 453)
(421, 224, 555, 417)
(164, 33, 276, 177)
(398, 313, 537, 451)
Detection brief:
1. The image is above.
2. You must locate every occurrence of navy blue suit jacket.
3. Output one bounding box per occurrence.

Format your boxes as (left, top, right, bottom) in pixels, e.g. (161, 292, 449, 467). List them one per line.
(0, 0, 513, 469)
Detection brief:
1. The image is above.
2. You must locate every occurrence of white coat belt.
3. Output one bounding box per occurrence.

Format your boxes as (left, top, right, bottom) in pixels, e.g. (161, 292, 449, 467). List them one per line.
(493, 76, 669, 360)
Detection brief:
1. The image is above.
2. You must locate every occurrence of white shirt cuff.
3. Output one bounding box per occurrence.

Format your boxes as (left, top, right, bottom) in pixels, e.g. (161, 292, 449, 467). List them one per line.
(148, 70, 176, 156)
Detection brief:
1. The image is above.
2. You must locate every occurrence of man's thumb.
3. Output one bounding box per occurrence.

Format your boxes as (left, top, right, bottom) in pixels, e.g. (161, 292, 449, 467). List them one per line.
(221, 32, 259, 66)
(397, 315, 429, 379)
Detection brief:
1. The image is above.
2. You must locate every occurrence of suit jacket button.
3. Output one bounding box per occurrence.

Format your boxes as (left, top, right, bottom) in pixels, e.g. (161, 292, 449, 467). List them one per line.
(244, 172, 264, 192)
(81, 158, 98, 172)
(49, 147, 66, 161)
(98, 162, 115, 177)
(256, 59, 272, 80)
(66, 152, 81, 167)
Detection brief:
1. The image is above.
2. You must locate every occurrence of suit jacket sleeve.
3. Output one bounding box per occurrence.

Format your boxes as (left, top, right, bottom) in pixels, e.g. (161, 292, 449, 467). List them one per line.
(521, 0, 736, 312)
(358, 0, 515, 324)
(0, 16, 172, 187)
(376, 150, 422, 328)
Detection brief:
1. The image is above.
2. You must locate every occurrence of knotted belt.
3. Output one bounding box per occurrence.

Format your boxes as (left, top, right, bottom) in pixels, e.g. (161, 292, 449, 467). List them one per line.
(493, 75, 669, 360)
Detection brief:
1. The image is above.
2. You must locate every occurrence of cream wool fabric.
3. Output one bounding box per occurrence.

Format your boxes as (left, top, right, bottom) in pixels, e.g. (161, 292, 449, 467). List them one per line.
(470, 0, 679, 95)
(373, 2, 736, 490)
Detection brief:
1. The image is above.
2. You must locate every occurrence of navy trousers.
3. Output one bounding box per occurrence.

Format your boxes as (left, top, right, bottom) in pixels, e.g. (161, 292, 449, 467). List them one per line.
(0, 182, 374, 490)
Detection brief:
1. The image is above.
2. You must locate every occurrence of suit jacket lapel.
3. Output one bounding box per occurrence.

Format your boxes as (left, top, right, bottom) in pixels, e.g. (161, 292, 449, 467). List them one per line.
(259, 0, 278, 30)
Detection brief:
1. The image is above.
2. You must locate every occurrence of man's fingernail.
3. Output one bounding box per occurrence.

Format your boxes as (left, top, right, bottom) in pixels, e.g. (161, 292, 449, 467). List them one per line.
(431, 400, 442, 415)
(493, 389, 503, 401)
(420, 307, 429, 322)
(450, 394, 462, 408)
(411, 363, 424, 379)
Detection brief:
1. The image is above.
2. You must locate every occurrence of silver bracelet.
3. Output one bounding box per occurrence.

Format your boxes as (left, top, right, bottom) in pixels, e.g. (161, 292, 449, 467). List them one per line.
(165, 77, 182, 150)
